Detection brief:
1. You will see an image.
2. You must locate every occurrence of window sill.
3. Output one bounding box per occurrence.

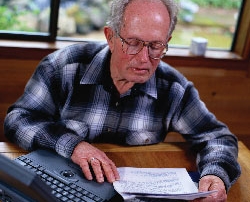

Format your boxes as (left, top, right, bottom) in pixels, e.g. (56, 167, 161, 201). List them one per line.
(0, 40, 248, 69)
(167, 47, 242, 60)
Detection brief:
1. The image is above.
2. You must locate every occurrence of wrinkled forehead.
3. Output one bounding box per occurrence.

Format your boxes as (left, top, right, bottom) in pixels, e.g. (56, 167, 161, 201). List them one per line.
(121, 0, 170, 41)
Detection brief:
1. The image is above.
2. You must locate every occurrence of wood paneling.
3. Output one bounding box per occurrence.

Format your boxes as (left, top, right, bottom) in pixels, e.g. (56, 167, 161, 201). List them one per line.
(0, 59, 38, 141)
(165, 64, 250, 148)
(176, 66, 250, 141)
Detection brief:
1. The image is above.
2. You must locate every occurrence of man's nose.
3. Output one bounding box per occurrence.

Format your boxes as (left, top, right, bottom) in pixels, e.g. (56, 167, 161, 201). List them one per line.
(138, 45, 150, 62)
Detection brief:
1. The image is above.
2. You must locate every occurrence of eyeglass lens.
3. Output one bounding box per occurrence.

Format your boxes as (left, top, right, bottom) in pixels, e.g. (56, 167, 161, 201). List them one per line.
(122, 38, 167, 59)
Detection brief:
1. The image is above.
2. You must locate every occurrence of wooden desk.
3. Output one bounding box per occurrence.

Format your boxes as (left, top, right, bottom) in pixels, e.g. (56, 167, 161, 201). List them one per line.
(0, 141, 249, 202)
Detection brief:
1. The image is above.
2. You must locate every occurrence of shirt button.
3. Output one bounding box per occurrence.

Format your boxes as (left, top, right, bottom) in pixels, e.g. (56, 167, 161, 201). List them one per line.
(115, 102, 119, 107)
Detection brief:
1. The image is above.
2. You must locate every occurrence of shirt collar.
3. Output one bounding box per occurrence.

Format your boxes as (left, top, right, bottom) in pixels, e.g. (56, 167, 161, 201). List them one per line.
(135, 75, 157, 99)
(80, 45, 110, 85)
(80, 45, 157, 99)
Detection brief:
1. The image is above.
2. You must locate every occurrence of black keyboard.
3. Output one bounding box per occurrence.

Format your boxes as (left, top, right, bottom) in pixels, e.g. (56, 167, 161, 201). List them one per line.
(16, 156, 104, 202)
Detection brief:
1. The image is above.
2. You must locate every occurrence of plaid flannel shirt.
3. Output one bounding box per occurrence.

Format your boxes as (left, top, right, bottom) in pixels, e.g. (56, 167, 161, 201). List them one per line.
(4, 42, 241, 190)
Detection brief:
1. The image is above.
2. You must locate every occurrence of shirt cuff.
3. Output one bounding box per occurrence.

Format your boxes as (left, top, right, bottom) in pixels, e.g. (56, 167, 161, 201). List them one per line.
(200, 165, 231, 192)
(55, 133, 85, 158)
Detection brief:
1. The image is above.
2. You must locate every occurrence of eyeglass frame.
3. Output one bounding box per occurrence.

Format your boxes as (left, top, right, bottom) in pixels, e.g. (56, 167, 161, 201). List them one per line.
(117, 33, 168, 60)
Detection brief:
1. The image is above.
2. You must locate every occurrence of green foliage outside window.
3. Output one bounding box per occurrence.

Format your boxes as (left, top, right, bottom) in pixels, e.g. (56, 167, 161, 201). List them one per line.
(0, 5, 39, 32)
(190, 0, 241, 9)
(0, 6, 18, 30)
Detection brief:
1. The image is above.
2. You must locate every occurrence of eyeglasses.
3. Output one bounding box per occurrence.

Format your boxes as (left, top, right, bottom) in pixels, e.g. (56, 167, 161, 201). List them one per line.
(118, 34, 168, 60)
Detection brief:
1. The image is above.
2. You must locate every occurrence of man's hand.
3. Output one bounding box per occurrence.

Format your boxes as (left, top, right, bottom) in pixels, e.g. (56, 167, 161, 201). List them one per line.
(71, 141, 120, 183)
(192, 175, 227, 202)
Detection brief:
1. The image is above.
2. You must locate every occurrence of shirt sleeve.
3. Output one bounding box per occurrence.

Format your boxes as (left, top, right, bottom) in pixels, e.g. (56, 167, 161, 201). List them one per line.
(170, 81, 241, 191)
(4, 56, 86, 158)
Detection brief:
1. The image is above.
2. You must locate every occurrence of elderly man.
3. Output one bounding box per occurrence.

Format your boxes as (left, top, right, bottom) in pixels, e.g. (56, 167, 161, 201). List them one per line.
(4, 0, 240, 201)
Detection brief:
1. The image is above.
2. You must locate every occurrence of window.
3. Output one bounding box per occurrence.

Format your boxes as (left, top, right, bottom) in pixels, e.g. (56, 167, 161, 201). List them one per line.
(56, 0, 243, 50)
(0, 0, 247, 53)
(171, 0, 242, 50)
(57, 0, 110, 41)
(0, 0, 58, 41)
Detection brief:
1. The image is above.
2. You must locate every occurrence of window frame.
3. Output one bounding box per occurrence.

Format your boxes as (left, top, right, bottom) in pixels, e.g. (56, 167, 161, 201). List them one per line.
(0, 0, 249, 69)
(232, 0, 250, 59)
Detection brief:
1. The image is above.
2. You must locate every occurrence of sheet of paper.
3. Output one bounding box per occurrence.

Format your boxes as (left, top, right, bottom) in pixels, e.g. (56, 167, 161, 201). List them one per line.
(113, 167, 216, 200)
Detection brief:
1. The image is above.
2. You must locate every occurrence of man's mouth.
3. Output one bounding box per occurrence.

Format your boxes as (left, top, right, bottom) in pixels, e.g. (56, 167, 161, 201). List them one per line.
(132, 67, 149, 74)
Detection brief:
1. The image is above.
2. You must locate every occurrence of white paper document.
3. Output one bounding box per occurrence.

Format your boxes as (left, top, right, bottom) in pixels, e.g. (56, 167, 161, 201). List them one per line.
(113, 167, 216, 200)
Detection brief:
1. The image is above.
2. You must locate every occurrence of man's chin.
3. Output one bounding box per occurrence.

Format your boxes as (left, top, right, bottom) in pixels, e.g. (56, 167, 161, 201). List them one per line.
(130, 74, 152, 83)
(129, 78, 148, 84)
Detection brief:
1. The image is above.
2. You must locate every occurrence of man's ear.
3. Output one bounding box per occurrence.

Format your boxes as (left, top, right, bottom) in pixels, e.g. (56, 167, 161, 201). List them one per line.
(104, 26, 115, 52)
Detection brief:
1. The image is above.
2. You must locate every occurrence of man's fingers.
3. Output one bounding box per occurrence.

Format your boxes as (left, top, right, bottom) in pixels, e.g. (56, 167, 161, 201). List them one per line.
(193, 175, 227, 202)
(89, 158, 105, 183)
(198, 177, 211, 192)
(81, 157, 116, 183)
(79, 159, 93, 181)
(109, 161, 120, 181)
(101, 161, 117, 183)
(90, 157, 119, 183)
(71, 141, 120, 183)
